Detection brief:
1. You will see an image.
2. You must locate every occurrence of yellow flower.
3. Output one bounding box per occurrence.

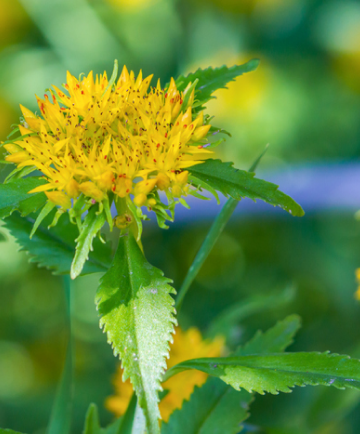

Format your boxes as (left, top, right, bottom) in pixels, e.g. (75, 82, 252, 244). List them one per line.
(355, 269, 360, 300)
(106, 327, 224, 422)
(3, 63, 213, 229)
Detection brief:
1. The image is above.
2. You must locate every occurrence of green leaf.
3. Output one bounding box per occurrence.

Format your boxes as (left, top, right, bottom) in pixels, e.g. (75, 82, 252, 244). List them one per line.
(176, 59, 260, 110)
(0, 430, 27, 434)
(96, 232, 177, 434)
(162, 378, 252, 434)
(83, 403, 124, 434)
(163, 316, 300, 434)
(3, 211, 111, 276)
(116, 394, 138, 434)
(70, 205, 106, 279)
(83, 403, 102, 434)
(0, 177, 47, 219)
(235, 315, 302, 356)
(188, 159, 304, 217)
(207, 286, 296, 340)
(165, 352, 360, 395)
(30, 200, 55, 238)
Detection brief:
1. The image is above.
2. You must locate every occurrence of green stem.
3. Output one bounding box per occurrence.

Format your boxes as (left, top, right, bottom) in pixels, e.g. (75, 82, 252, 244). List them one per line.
(175, 146, 268, 311)
(48, 276, 73, 434)
(175, 197, 238, 310)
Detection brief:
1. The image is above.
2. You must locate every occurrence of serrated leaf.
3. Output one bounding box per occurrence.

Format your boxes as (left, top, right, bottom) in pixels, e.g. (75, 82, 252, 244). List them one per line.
(70, 205, 106, 279)
(0, 177, 47, 219)
(165, 352, 360, 395)
(163, 316, 300, 434)
(3, 211, 111, 276)
(96, 232, 177, 434)
(188, 159, 304, 216)
(162, 378, 252, 434)
(176, 59, 260, 110)
(235, 315, 302, 356)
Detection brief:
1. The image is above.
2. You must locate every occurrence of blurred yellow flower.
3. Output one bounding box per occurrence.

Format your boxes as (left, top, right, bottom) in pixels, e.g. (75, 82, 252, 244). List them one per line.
(106, 0, 156, 12)
(106, 327, 224, 422)
(355, 269, 360, 300)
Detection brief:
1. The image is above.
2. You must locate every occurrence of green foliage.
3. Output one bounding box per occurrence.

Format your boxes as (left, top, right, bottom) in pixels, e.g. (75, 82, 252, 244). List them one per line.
(234, 315, 301, 356)
(0, 177, 47, 219)
(207, 287, 296, 340)
(166, 352, 360, 394)
(162, 379, 252, 434)
(83, 403, 123, 434)
(175, 59, 260, 110)
(163, 316, 301, 434)
(0, 430, 26, 434)
(71, 205, 106, 279)
(3, 211, 111, 275)
(188, 159, 304, 217)
(30, 200, 55, 238)
(96, 232, 177, 434)
(188, 175, 220, 204)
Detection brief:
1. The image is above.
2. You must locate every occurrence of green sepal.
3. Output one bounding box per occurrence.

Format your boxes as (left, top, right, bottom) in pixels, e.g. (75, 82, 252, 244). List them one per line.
(3, 210, 111, 276)
(165, 352, 360, 394)
(5, 165, 37, 184)
(71, 205, 106, 279)
(0, 132, 37, 147)
(103, 197, 114, 232)
(188, 159, 304, 217)
(209, 125, 232, 137)
(96, 232, 177, 434)
(0, 177, 47, 219)
(30, 201, 56, 238)
(188, 175, 220, 204)
(102, 59, 119, 97)
(126, 196, 143, 241)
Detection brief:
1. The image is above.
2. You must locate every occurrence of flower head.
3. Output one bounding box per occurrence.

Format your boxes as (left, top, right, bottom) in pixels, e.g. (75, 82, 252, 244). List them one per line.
(3, 62, 213, 232)
(106, 327, 224, 422)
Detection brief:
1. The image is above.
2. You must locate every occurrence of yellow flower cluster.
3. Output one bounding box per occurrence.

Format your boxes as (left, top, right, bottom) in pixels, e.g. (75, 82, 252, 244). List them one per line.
(106, 327, 224, 422)
(4, 65, 212, 223)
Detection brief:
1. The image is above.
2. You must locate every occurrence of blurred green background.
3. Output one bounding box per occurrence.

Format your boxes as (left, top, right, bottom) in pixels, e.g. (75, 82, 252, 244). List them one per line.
(1, 0, 360, 433)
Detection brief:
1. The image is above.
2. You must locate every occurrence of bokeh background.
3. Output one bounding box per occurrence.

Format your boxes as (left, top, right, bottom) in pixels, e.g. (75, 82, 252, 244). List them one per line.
(0, 0, 360, 433)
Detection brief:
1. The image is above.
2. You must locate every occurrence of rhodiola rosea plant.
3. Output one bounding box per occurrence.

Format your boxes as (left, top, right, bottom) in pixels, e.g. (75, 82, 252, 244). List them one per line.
(1, 59, 360, 434)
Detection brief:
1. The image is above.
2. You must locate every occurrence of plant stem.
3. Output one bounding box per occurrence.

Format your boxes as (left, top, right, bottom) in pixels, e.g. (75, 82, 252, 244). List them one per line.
(175, 197, 238, 310)
(175, 146, 268, 311)
(48, 276, 73, 434)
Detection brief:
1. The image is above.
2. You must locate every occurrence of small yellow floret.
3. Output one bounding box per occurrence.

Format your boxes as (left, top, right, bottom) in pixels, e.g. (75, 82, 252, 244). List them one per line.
(45, 191, 71, 209)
